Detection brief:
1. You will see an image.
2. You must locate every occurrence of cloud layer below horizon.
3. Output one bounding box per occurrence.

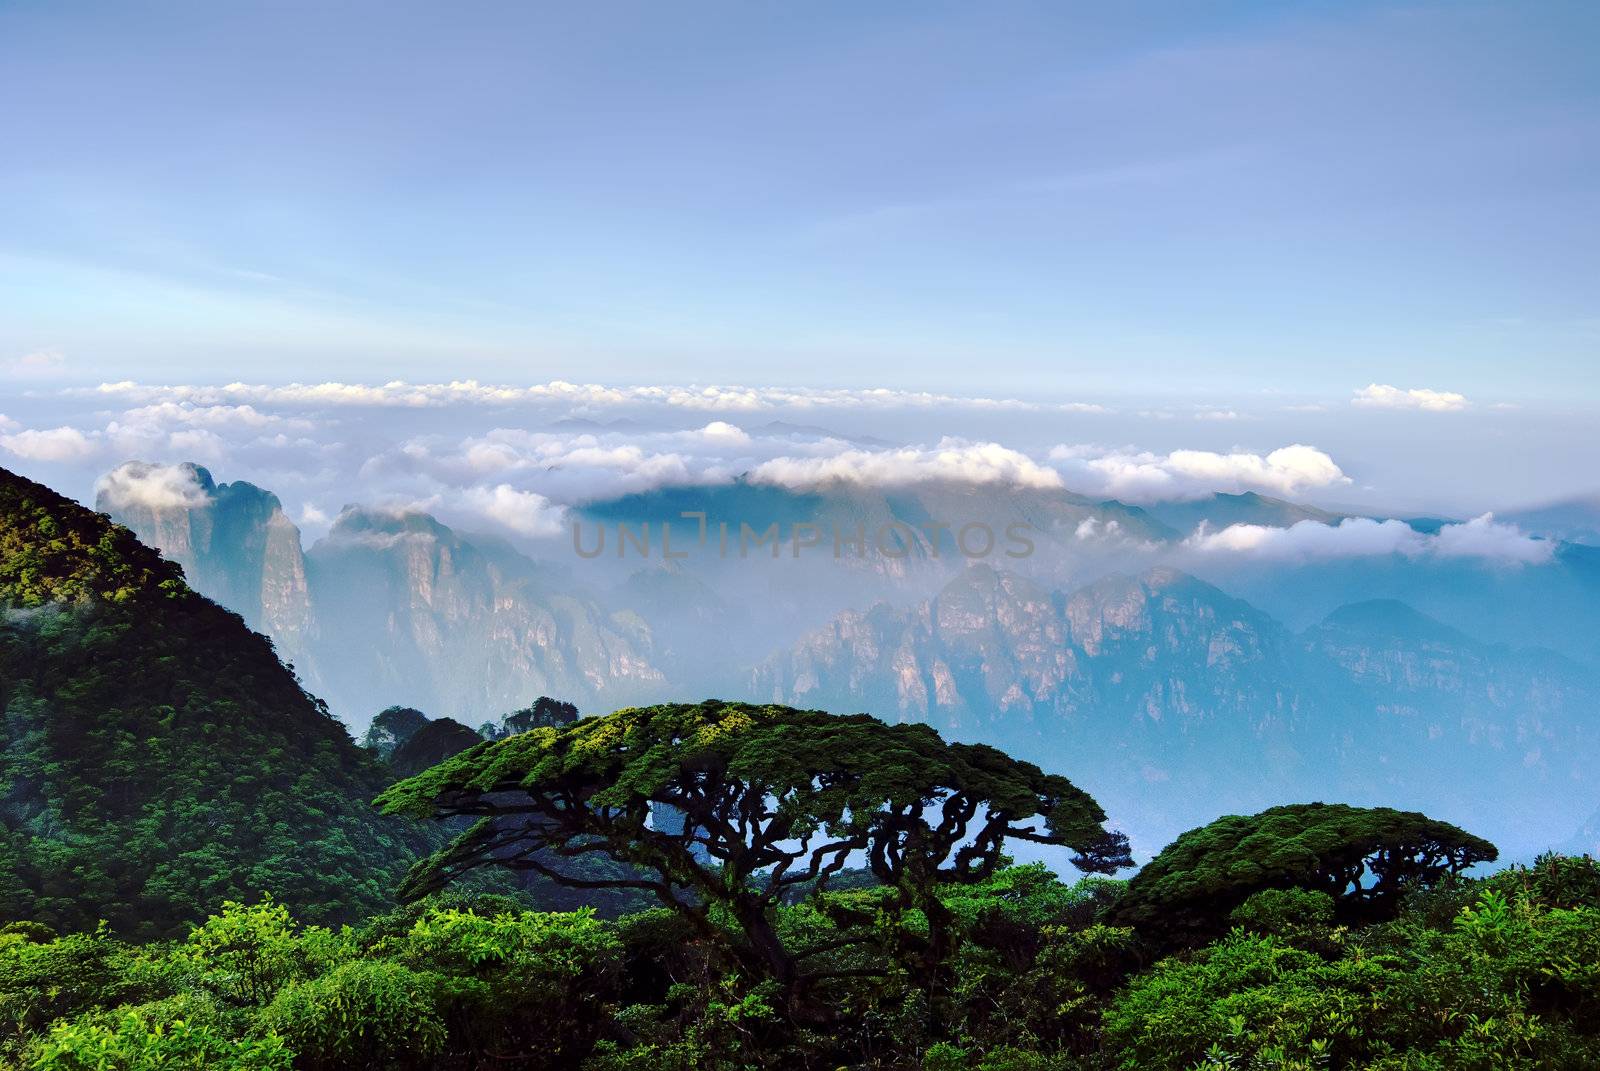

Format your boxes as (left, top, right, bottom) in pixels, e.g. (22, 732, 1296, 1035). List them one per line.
(0, 378, 1560, 568)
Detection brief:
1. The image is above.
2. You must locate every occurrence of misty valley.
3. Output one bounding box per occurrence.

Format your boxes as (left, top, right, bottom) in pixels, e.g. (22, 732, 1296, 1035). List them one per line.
(95, 458, 1600, 864)
(1, 455, 1598, 1070)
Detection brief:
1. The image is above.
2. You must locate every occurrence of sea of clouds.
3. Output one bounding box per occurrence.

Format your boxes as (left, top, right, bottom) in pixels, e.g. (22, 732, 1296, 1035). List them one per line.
(0, 378, 1556, 565)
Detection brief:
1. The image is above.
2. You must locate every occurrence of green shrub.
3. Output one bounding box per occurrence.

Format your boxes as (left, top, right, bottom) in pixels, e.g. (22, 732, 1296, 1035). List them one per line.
(0, 921, 58, 945)
(387, 904, 617, 984)
(260, 960, 447, 1071)
(924, 1041, 1068, 1071)
(584, 976, 783, 1071)
(29, 994, 291, 1071)
(1229, 887, 1337, 935)
(0, 925, 177, 1059)
(1101, 931, 1388, 1070)
(381, 904, 620, 1063)
(182, 898, 309, 1006)
(1372, 890, 1600, 1066)
(1485, 853, 1600, 910)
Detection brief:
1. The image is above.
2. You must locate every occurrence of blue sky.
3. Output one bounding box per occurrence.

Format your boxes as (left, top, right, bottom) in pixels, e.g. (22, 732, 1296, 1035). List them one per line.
(0, 3, 1596, 516)
(2, 1, 1596, 397)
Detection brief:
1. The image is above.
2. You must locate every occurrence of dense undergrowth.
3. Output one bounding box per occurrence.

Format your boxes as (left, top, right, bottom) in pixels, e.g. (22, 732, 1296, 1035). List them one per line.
(5, 854, 1600, 1070)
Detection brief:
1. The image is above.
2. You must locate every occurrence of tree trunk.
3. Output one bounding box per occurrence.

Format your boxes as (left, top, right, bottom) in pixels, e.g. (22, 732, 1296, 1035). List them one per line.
(920, 894, 958, 1039)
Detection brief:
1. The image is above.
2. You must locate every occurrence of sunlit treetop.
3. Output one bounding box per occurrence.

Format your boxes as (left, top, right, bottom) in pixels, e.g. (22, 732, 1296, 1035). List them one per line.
(1114, 802, 1498, 938)
(379, 699, 1129, 898)
(378, 700, 1130, 1013)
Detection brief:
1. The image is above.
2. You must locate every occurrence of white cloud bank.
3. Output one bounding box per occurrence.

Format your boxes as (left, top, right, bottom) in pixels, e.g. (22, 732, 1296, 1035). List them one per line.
(0, 426, 99, 463)
(1431, 512, 1555, 563)
(94, 461, 212, 511)
(1185, 513, 1552, 565)
(458, 484, 564, 537)
(117, 402, 312, 432)
(697, 420, 751, 445)
(1049, 443, 1349, 501)
(19, 380, 1543, 556)
(752, 440, 1065, 490)
(0, 401, 316, 468)
(1352, 383, 1469, 412)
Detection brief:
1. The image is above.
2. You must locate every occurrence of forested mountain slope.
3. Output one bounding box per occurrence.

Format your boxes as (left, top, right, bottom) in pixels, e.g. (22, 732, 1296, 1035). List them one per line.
(0, 466, 423, 938)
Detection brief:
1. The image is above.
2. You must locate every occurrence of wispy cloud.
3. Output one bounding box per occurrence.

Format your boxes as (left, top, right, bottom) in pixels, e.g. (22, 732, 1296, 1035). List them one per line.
(2, 349, 67, 380)
(95, 461, 212, 510)
(1352, 383, 1469, 412)
(82, 379, 1111, 415)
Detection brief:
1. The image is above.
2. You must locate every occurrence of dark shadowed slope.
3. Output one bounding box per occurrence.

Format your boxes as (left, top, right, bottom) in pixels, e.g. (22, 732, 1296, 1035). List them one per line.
(0, 466, 425, 938)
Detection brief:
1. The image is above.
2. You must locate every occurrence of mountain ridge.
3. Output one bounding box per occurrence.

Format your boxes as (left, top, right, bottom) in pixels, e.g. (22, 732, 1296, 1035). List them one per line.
(754, 562, 1600, 856)
(98, 472, 669, 728)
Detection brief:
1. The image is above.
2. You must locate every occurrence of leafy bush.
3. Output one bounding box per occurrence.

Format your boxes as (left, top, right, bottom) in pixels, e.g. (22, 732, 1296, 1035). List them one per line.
(0, 924, 177, 1061)
(3, 856, 1600, 1069)
(1229, 887, 1337, 935)
(1102, 931, 1392, 1070)
(383, 904, 622, 1065)
(260, 960, 448, 1071)
(183, 898, 320, 1006)
(29, 994, 291, 1071)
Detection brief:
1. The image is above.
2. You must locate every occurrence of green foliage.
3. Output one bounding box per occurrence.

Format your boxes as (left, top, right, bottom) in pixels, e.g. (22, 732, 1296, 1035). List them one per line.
(0, 472, 188, 608)
(0, 466, 429, 938)
(1113, 803, 1497, 941)
(1482, 851, 1600, 910)
(261, 959, 447, 1071)
(1102, 930, 1381, 1070)
(0, 897, 621, 1071)
(1, 853, 1599, 1070)
(387, 718, 485, 779)
(378, 699, 1129, 1028)
(585, 976, 784, 1071)
(382, 905, 622, 1065)
(0, 923, 170, 1062)
(181, 897, 343, 1006)
(941, 863, 1123, 933)
(1229, 888, 1337, 936)
(488, 696, 580, 740)
(384, 904, 617, 987)
(924, 1042, 1070, 1071)
(376, 701, 1127, 881)
(361, 707, 431, 759)
(1100, 872, 1600, 1071)
(31, 999, 293, 1071)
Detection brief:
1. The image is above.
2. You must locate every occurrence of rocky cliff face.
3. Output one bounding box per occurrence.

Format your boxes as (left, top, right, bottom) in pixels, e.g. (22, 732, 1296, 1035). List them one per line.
(754, 564, 1306, 744)
(1299, 599, 1598, 849)
(99, 463, 666, 729)
(307, 507, 665, 727)
(96, 461, 316, 669)
(755, 565, 1600, 856)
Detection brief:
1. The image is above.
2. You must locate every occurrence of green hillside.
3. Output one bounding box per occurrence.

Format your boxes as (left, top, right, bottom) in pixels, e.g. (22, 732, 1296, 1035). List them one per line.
(0, 466, 423, 938)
